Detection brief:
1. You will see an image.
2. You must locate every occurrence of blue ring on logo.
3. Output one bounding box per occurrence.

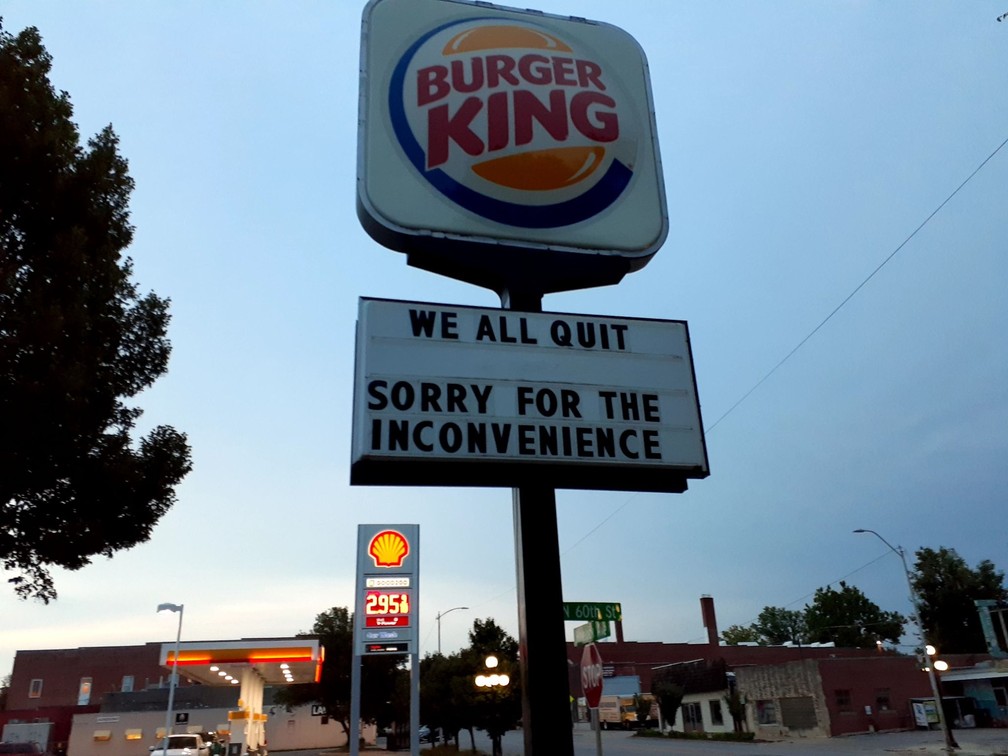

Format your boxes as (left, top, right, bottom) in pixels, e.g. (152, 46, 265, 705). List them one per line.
(388, 18, 633, 229)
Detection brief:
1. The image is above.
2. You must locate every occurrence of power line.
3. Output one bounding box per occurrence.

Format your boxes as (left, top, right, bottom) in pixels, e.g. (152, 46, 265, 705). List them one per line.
(704, 135, 1008, 435)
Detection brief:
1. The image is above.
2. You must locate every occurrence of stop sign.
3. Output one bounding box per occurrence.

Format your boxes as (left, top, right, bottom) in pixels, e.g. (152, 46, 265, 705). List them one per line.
(580, 642, 604, 708)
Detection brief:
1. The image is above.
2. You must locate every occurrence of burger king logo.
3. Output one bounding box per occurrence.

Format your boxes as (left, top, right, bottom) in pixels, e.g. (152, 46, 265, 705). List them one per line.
(389, 17, 641, 229)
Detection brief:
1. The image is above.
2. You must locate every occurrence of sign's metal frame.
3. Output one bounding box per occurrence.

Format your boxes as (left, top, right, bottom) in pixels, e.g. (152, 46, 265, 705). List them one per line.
(349, 524, 420, 756)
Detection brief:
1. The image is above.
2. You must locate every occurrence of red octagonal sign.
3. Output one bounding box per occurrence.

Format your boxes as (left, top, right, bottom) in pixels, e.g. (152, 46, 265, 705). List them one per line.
(580, 642, 604, 708)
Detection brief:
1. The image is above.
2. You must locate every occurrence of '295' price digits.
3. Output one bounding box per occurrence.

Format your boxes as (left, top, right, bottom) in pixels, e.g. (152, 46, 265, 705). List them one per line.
(365, 590, 410, 615)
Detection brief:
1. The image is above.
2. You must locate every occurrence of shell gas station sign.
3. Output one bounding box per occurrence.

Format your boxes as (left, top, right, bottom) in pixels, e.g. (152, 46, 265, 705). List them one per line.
(353, 524, 419, 655)
(357, 0, 668, 293)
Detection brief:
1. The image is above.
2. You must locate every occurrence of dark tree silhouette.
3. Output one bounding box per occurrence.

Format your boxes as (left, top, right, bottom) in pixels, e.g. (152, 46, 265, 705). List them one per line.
(1, 21, 191, 601)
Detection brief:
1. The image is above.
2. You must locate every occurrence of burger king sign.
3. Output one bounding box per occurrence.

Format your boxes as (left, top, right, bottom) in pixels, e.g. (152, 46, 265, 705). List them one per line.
(358, 0, 668, 294)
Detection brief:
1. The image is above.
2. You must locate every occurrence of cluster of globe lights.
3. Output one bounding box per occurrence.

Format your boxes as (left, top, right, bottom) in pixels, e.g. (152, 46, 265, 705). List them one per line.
(925, 645, 950, 672)
(474, 655, 509, 688)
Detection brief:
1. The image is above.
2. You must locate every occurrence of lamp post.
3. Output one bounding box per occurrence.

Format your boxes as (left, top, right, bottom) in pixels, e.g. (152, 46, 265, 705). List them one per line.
(474, 655, 510, 756)
(853, 529, 958, 751)
(157, 603, 184, 756)
(436, 606, 468, 655)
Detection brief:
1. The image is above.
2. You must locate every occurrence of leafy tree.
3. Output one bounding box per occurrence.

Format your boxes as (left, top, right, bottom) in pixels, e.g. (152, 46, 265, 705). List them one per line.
(419, 618, 520, 753)
(913, 546, 1007, 653)
(273, 607, 401, 736)
(721, 607, 805, 646)
(754, 606, 806, 645)
(633, 693, 653, 725)
(420, 651, 475, 747)
(0, 673, 9, 710)
(804, 581, 904, 648)
(652, 679, 684, 730)
(720, 624, 762, 645)
(724, 689, 747, 733)
(0, 22, 191, 601)
(467, 618, 520, 756)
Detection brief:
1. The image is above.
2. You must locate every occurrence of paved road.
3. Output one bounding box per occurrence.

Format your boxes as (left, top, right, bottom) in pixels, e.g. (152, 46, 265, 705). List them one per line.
(435, 724, 1008, 756)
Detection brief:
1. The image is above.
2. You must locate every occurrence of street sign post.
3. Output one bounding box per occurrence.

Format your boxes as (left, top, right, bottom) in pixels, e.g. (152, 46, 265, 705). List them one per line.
(581, 643, 604, 756)
(573, 621, 611, 647)
(564, 602, 623, 622)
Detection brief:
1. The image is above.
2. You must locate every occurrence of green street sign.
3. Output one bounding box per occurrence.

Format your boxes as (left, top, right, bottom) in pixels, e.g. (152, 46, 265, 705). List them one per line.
(563, 602, 622, 622)
(573, 620, 611, 647)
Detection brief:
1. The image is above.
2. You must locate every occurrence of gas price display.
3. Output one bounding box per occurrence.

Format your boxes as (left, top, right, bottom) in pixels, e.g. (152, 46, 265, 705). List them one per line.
(364, 590, 411, 617)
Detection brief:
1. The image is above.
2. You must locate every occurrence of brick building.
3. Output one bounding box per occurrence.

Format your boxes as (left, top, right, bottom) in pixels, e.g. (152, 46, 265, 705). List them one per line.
(6, 642, 194, 711)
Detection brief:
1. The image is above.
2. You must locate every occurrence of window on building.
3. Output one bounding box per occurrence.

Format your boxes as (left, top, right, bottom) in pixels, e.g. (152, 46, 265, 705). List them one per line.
(77, 677, 93, 706)
(994, 687, 1007, 707)
(756, 699, 777, 725)
(875, 688, 892, 712)
(709, 699, 724, 726)
(122, 675, 135, 693)
(780, 696, 818, 730)
(835, 689, 852, 712)
(28, 679, 43, 698)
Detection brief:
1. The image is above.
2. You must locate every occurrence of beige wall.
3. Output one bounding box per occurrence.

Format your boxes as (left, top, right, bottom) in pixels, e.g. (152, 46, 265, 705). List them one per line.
(735, 659, 829, 739)
(69, 706, 375, 756)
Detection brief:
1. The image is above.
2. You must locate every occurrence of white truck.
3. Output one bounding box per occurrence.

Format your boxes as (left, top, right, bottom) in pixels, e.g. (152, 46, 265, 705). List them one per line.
(149, 734, 210, 756)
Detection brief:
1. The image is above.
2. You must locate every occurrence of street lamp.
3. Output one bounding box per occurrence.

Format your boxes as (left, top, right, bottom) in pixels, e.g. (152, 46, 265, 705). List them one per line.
(853, 529, 958, 751)
(474, 656, 510, 756)
(157, 603, 184, 756)
(475, 655, 510, 688)
(436, 606, 468, 655)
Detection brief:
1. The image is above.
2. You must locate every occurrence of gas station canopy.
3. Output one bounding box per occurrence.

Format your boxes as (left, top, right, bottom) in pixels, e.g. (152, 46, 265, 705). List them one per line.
(159, 639, 322, 686)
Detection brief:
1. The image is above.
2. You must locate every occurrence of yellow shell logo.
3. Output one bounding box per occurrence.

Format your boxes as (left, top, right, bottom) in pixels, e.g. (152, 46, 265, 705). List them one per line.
(369, 530, 409, 568)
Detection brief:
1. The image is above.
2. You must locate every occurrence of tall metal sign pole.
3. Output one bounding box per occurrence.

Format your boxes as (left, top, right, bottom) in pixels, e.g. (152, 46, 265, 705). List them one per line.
(354, 1, 706, 752)
(502, 288, 571, 754)
(350, 524, 419, 756)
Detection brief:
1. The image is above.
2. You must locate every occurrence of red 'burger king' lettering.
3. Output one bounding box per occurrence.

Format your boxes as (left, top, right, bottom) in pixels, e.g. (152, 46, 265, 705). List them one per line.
(418, 53, 618, 170)
(425, 89, 618, 169)
(417, 55, 606, 105)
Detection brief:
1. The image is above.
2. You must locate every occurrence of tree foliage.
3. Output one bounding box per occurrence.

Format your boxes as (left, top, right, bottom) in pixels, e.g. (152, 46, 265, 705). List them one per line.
(913, 546, 1007, 653)
(721, 606, 806, 646)
(724, 689, 747, 733)
(0, 21, 191, 601)
(652, 679, 684, 729)
(420, 617, 521, 751)
(722, 585, 902, 649)
(754, 606, 807, 645)
(804, 581, 904, 648)
(272, 607, 403, 736)
(720, 623, 762, 645)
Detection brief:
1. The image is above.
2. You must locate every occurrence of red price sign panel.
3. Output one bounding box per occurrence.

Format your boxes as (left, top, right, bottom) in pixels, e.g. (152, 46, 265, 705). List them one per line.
(364, 590, 411, 627)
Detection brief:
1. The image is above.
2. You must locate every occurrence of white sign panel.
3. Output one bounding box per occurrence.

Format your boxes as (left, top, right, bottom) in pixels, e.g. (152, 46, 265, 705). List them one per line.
(351, 298, 708, 492)
(357, 0, 668, 293)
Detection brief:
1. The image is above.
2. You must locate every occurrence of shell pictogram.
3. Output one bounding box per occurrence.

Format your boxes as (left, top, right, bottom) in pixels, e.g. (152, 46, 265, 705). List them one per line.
(369, 530, 409, 568)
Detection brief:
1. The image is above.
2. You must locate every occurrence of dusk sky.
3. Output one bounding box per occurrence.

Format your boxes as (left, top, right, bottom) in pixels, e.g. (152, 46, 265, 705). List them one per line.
(2, 0, 1006, 681)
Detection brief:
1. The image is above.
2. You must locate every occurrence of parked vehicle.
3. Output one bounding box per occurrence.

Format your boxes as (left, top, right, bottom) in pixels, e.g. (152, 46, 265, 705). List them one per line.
(596, 694, 657, 730)
(149, 734, 210, 756)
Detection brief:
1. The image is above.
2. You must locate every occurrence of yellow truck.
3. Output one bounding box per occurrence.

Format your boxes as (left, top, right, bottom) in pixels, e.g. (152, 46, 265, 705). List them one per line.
(596, 694, 657, 730)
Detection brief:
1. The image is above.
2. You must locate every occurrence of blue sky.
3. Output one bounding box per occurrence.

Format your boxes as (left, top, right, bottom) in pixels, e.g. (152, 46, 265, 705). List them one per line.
(2, 0, 1006, 680)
